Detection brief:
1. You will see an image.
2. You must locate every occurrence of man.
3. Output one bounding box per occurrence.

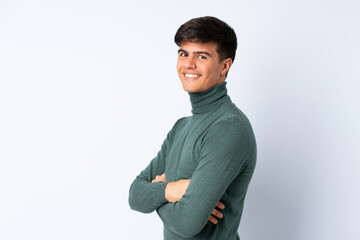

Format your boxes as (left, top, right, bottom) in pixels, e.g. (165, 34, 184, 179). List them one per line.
(129, 16, 256, 240)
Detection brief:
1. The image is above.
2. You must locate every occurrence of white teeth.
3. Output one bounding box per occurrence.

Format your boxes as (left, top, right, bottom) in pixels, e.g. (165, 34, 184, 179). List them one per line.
(185, 74, 199, 78)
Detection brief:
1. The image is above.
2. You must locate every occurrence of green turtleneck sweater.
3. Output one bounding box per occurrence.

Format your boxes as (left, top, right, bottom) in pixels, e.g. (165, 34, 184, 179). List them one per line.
(129, 82, 256, 240)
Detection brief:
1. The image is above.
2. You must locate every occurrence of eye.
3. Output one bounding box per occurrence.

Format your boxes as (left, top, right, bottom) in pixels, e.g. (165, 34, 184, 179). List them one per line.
(179, 52, 188, 57)
(198, 55, 207, 60)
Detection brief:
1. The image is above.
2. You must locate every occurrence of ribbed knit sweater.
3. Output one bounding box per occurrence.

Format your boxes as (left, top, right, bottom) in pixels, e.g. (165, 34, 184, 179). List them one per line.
(129, 82, 256, 239)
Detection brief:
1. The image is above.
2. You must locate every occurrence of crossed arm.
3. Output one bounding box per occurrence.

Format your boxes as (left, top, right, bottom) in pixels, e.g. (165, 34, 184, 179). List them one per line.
(151, 173, 225, 224)
(129, 118, 250, 237)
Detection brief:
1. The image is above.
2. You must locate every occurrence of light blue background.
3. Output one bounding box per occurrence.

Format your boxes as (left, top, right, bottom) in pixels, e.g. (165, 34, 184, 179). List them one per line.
(1, 0, 359, 239)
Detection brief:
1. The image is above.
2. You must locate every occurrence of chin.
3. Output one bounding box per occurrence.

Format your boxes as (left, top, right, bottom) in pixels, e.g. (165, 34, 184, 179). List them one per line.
(182, 86, 194, 93)
(184, 88, 202, 93)
(181, 81, 200, 93)
(181, 84, 197, 93)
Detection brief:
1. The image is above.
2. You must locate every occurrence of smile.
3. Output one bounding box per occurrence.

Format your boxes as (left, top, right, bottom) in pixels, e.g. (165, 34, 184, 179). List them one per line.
(184, 73, 200, 78)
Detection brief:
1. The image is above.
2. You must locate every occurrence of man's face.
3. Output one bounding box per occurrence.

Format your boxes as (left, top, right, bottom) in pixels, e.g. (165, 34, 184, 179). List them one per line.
(176, 41, 232, 93)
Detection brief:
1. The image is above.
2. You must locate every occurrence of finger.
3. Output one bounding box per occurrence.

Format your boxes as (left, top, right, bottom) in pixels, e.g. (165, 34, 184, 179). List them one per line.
(211, 209, 223, 219)
(151, 175, 162, 183)
(216, 201, 225, 209)
(208, 215, 218, 224)
(151, 177, 158, 183)
(156, 176, 163, 182)
(160, 173, 166, 181)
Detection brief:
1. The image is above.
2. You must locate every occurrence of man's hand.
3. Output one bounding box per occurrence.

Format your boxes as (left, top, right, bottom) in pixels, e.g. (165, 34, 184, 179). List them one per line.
(151, 173, 166, 183)
(208, 201, 225, 224)
(165, 179, 190, 202)
(152, 173, 190, 203)
(151, 174, 225, 224)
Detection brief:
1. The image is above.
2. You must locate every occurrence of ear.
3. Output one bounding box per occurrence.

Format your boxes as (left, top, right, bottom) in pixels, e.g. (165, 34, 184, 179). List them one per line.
(221, 58, 233, 76)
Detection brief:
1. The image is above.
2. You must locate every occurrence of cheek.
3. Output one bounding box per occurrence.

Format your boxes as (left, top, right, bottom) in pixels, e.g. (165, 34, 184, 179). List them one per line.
(176, 62, 182, 73)
(209, 64, 221, 76)
(176, 67, 184, 79)
(176, 58, 184, 68)
(202, 66, 215, 78)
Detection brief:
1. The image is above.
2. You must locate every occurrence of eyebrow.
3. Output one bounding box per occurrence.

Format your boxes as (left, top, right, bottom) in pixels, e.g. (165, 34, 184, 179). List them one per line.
(178, 49, 212, 57)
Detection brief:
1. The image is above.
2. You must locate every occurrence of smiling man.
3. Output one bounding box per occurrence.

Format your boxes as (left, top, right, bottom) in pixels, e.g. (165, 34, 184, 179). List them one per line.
(129, 16, 257, 240)
(177, 40, 231, 93)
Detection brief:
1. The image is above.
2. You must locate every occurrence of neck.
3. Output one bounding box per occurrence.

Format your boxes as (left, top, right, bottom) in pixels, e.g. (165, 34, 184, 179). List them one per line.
(189, 82, 230, 114)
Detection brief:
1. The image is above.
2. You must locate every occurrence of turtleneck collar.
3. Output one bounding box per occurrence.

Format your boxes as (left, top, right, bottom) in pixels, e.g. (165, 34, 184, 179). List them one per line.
(189, 82, 230, 114)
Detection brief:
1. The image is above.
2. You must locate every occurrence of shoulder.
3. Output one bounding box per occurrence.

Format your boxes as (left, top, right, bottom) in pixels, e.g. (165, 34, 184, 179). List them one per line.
(200, 115, 256, 166)
(206, 116, 252, 144)
(214, 101, 254, 134)
(204, 102, 256, 151)
(172, 116, 190, 129)
(166, 116, 190, 138)
(220, 101, 250, 121)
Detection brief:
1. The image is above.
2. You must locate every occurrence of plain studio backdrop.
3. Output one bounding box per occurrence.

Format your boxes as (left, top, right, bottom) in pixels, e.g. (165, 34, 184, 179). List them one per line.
(0, 0, 359, 239)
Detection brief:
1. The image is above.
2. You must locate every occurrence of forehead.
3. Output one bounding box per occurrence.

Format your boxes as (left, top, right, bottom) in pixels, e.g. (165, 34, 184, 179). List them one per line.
(179, 41, 219, 54)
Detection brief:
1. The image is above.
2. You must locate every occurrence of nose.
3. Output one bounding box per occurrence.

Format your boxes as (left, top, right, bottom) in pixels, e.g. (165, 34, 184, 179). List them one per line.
(184, 56, 196, 69)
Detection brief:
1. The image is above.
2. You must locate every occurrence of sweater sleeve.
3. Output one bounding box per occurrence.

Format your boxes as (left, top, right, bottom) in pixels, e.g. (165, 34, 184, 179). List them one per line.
(156, 117, 253, 238)
(128, 131, 170, 213)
